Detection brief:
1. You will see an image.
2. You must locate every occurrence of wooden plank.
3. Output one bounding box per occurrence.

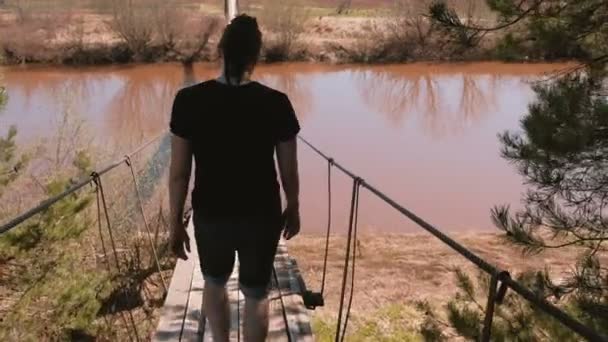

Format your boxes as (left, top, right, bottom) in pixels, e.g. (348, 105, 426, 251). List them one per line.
(275, 241, 314, 342)
(153, 219, 197, 342)
(181, 262, 204, 341)
(287, 256, 314, 340)
(267, 268, 289, 341)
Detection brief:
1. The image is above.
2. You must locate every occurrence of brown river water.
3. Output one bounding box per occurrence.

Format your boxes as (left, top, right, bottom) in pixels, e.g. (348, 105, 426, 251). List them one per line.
(1, 62, 569, 233)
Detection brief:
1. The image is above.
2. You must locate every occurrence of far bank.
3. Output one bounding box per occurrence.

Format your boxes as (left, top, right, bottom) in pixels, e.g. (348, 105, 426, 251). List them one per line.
(0, 1, 584, 66)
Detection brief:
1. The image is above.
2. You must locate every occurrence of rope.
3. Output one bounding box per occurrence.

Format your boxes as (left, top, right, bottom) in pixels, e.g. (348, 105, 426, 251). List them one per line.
(340, 177, 361, 342)
(93, 175, 135, 342)
(95, 185, 112, 274)
(125, 156, 168, 293)
(0, 133, 165, 235)
(93, 172, 122, 273)
(320, 158, 333, 295)
(334, 178, 361, 342)
(273, 266, 294, 342)
(298, 135, 607, 342)
(93, 172, 141, 342)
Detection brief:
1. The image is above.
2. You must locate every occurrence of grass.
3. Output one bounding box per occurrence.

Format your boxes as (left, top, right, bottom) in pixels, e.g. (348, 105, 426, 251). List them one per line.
(312, 303, 424, 341)
(302, 7, 393, 18)
(196, 3, 225, 15)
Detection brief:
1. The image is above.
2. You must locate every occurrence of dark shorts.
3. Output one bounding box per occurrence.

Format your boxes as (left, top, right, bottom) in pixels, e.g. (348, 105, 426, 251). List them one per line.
(193, 213, 282, 299)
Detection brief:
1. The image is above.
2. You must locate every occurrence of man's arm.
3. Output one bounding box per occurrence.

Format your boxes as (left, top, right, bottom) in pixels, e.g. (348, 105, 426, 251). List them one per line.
(276, 138, 300, 239)
(169, 134, 192, 259)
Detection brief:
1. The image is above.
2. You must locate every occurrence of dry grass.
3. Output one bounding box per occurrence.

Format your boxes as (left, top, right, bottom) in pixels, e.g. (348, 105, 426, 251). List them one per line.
(327, 0, 497, 63)
(0, 90, 173, 339)
(107, 0, 220, 62)
(289, 232, 598, 337)
(252, 0, 311, 62)
(0, 0, 220, 64)
(0, 8, 70, 63)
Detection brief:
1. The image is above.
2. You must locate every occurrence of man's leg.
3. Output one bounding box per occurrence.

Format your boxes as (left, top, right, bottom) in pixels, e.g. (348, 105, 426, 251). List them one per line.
(194, 217, 236, 342)
(237, 220, 282, 342)
(203, 280, 230, 342)
(243, 295, 269, 342)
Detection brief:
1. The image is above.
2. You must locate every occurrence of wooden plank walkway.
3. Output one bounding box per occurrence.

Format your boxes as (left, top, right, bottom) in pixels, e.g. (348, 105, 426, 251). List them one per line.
(153, 219, 313, 341)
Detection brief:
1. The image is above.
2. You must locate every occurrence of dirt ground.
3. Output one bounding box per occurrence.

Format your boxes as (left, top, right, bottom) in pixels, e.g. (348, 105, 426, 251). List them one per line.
(288, 232, 605, 337)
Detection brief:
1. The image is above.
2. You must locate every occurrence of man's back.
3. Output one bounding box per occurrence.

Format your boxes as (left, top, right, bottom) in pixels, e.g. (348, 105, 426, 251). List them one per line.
(170, 80, 300, 220)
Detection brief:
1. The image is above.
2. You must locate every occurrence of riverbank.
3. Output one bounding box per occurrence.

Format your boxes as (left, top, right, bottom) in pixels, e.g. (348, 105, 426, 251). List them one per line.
(289, 232, 604, 340)
(0, 1, 570, 66)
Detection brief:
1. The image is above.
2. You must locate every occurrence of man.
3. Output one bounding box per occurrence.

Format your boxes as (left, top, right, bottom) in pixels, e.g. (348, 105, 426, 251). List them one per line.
(168, 15, 301, 342)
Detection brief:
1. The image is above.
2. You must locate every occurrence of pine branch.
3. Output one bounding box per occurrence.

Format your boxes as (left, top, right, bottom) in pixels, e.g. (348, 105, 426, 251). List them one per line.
(428, 0, 544, 32)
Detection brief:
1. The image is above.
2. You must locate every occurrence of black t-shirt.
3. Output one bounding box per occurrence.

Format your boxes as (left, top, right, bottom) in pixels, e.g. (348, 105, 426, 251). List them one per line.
(170, 80, 300, 222)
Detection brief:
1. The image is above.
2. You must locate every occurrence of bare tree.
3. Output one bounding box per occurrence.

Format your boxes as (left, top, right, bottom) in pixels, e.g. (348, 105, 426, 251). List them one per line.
(336, 0, 352, 15)
(258, 0, 309, 61)
(172, 18, 220, 64)
(109, 0, 153, 60)
(108, 0, 218, 62)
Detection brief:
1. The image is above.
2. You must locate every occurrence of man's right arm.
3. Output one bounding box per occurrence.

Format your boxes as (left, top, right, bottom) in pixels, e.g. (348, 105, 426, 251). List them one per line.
(168, 89, 193, 259)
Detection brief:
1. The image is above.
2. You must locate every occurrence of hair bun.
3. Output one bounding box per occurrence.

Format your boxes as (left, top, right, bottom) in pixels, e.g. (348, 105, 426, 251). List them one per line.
(219, 14, 262, 85)
(229, 14, 258, 29)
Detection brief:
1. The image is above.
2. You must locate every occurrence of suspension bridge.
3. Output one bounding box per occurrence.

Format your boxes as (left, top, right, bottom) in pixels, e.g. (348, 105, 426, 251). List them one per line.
(1, 2, 607, 342)
(1, 129, 606, 341)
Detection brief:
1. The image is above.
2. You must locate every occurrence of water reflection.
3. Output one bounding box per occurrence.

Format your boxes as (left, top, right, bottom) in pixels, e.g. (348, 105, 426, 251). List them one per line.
(355, 69, 505, 138)
(105, 66, 183, 146)
(256, 64, 316, 119)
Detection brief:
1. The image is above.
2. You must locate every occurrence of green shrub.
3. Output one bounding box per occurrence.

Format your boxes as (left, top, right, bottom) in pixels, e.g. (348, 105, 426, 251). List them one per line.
(528, 18, 587, 60)
(494, 33, 525, 61)
(420, 268, 608, 341)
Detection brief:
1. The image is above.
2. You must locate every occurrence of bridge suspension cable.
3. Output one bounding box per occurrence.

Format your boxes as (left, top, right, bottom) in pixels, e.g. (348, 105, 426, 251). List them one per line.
(0, 133, 165, 235)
